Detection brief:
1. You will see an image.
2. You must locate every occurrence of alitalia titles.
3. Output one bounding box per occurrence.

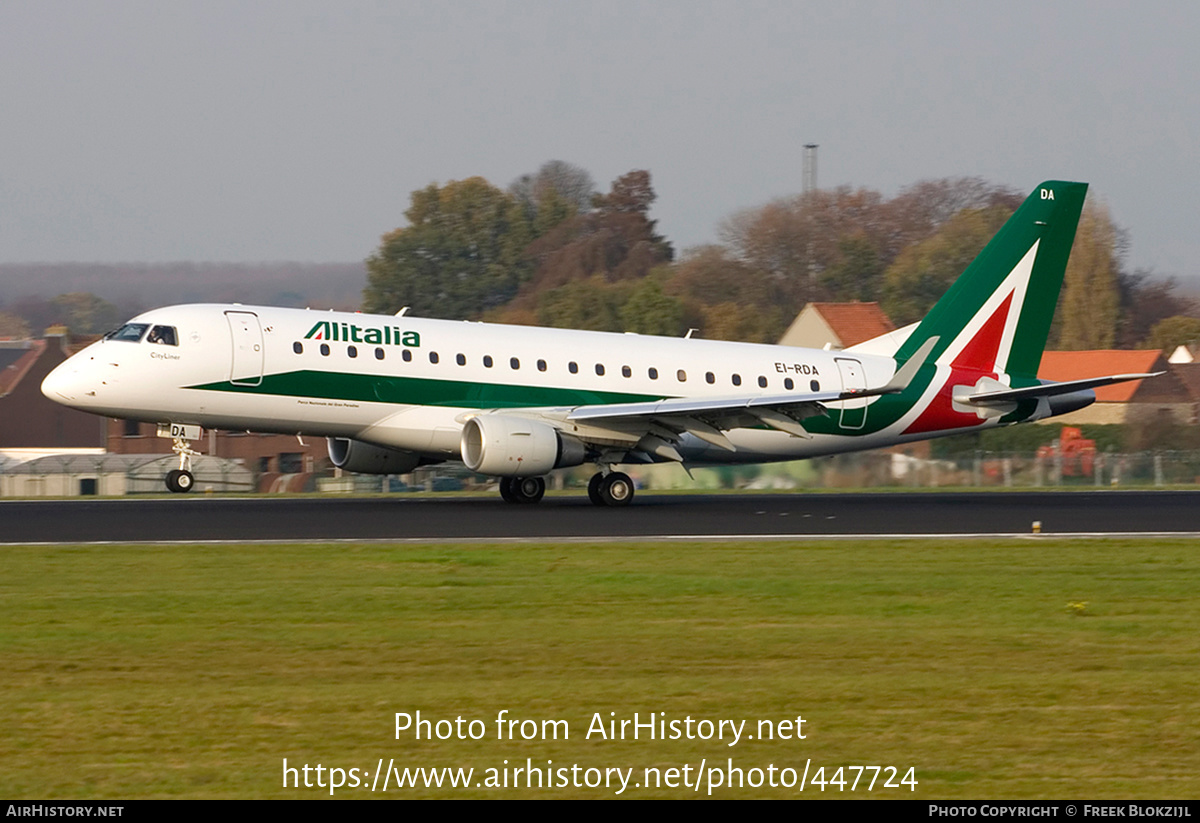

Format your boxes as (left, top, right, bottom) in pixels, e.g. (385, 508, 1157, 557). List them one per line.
(305, 320, 420, 347)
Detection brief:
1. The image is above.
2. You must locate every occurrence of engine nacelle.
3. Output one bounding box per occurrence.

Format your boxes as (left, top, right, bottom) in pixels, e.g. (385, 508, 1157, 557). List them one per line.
(327, 437, 422, 474)
(460, 415, 586, 477)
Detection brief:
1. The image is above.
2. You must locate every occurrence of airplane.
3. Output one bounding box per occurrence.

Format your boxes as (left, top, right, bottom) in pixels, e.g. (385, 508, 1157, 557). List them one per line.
(41, 180, 1157, 506)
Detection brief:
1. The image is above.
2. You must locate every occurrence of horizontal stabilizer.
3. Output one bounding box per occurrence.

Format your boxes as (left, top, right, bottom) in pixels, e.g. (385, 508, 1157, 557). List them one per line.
(964, 372, 1162, 406)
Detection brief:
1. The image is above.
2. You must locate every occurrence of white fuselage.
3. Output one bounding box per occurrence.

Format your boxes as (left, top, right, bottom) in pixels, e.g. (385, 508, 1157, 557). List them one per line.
(42, 303, 927, 466)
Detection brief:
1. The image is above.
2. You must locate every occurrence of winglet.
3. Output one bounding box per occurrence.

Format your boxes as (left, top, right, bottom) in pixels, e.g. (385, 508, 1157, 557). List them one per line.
(882, 335, 938, 393)
(838, 336, 938, 401)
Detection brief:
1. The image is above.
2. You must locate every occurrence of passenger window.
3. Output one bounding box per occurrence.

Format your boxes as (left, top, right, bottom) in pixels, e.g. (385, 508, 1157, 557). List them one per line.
(784, 377, 794, 390)
(677, 369, 687, 382)
(293, 342, 303, 354)
(732, 374, 742, 386)
(483, 355, 493, 368)
(348, 346, 358, 358)
(147, 325, 178, 346)
(811, 380, 820, 391)
(429, 352, 439, 364)
(320, 344, 330, 356)
(621, 365, 631, 378)
(537, 359, 547, 372)
(758, 376, 767, 388)
(569, 362, 578, 374)
(705, 372, 715, 384)
(595, 364, 605, 376)
(376, 348, 386, 360)
(401, 349, 411, 362)
(648, 367, 658, 380)
(456, 353, 466, 366)
(511, 357, 520, 370)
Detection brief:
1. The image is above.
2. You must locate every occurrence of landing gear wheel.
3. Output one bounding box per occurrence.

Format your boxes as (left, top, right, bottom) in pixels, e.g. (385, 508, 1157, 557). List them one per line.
(587, 472, 604, 505)
(499, 476, 545, 504)
(165, 469, 194, 493)
(499, 477, 517, 503)
(597, 472, 634, 507)
(511, 476, 545, 504)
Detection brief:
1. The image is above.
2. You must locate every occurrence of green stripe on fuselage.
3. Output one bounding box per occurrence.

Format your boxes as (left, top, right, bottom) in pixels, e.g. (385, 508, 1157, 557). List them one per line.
(187, 370, 668, 409)
(187, 364, 1038, 437)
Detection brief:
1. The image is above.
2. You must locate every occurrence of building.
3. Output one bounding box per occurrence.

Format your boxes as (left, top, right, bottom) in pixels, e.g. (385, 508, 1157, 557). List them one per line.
(105, 422, 331, 492)
(1037, 350, 1192, 425)
(0, 452, 253, 497)
(0, 329, 106, 448)
(778, 302, 895, 350)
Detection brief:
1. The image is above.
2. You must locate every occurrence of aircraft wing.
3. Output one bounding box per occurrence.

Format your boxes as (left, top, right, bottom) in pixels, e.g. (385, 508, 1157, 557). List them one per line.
(552, 337, 938, 455)
(963, 372, 1162, 406)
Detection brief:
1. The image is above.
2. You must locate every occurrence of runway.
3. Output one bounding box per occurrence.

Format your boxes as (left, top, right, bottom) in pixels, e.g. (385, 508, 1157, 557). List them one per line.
(3, 490, 1199, 543)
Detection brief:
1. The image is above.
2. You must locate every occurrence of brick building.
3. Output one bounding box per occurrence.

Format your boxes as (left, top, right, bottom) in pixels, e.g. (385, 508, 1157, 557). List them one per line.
(0, 329, 106, 448)
(1037, 350, 1191, 425)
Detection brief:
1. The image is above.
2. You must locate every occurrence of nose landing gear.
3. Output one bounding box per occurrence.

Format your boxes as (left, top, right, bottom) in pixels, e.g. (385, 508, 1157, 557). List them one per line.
(165, 435, 199, 493)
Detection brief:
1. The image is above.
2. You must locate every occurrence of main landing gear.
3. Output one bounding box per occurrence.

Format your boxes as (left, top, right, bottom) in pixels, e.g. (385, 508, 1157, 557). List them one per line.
(499, 476, 545, 504)
(165, 435, 199, 493)
(588, 471, 634, 507)
(496, 470, 634, 507)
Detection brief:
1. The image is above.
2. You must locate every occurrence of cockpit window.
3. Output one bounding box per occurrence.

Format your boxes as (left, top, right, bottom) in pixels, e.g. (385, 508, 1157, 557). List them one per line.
(105, 323, 149, 342)
(147, 325, 178, 346)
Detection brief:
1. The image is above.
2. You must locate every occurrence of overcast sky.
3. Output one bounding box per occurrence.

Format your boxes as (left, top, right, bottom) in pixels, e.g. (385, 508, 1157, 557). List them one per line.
(2, 1, 1197, 282)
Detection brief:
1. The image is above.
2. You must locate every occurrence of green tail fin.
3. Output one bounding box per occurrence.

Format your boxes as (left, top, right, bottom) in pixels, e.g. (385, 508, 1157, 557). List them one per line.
(895, 181, 1088, 378)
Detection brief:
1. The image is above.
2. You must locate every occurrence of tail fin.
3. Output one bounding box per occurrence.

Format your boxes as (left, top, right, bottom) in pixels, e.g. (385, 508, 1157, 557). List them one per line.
(894, 181, 1088, 378)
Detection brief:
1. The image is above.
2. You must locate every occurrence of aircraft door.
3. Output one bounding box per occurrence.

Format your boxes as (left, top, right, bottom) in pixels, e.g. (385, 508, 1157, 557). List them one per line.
(835, 357, 867, 430)
(226, 311, 264, 386)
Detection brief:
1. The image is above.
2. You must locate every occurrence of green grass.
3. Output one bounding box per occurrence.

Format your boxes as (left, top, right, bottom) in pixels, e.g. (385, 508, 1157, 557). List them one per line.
(2, 538, 1198, 798)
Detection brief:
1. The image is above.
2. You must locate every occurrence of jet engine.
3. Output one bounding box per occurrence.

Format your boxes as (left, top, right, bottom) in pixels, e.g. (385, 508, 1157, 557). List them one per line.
(460, 415, 586, 477)
(327, 437, 422, 474)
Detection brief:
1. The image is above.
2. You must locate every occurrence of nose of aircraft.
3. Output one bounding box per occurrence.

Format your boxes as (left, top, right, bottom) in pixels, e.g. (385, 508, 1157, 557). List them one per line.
(42, 359, 80, 404)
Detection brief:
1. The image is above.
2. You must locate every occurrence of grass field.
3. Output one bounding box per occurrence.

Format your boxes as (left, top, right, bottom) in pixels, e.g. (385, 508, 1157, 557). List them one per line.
(2, 538, 1198, 799)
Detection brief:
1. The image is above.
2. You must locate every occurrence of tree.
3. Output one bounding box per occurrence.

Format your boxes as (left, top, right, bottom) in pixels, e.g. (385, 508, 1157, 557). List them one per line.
(535, 277, 634, 332)
(497, 170, 674, 320)
(661, 245, 789, 342)
(718, 178, 1023, 312)
(1147, 315, 1200, 354)
(1055, 200, 1121, 349)
(619, 276, 685, 336)
(0, 310, 31, 338)
(49, 293, 120, 335)
(510, 160, 596, 217)
(363, 177, 533, 319)
(1116, 270, 1193, 347)
(819, 234, 884, 302)
(880, 206, 1013, 326)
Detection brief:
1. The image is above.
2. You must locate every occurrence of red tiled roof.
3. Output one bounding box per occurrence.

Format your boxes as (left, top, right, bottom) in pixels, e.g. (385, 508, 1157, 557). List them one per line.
(1037, 350, 1163, 402)
(809, 302, 895, 347)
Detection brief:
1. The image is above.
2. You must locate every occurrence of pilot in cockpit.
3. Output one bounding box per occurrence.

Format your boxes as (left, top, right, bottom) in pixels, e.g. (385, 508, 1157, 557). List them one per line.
(147, 325, 177, 346)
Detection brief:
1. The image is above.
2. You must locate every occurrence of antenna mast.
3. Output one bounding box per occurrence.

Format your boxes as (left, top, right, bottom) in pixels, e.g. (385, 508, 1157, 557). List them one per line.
(802, 143, 819, 196)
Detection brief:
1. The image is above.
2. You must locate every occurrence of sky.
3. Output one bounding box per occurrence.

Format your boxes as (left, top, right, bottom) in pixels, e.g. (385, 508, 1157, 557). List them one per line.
(2, 0, 1198, 283)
